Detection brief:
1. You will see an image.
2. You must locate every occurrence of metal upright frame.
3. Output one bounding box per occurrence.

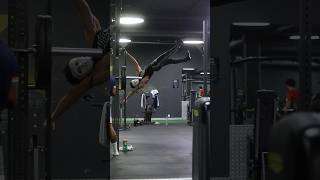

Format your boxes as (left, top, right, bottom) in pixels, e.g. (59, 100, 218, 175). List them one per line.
(7, 0, 30, 179)
(298, 0, 312, 111)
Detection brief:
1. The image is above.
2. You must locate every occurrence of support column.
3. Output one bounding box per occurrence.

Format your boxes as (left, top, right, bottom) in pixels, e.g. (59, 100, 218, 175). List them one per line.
(243, 33, 261, 123)
(298, 0, 312, 111)
(203, 18, 210, 96)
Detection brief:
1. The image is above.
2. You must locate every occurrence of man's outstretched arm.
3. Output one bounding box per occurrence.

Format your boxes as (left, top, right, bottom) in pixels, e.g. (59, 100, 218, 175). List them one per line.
(126, 51, 142, 75)
(51, 78, 91, 121)
(51, 70, 106, 121)
(125, 88, 139, 102)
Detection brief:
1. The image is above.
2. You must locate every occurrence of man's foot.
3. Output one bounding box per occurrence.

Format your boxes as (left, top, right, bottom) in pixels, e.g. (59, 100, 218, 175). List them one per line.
(175, 39, 184, 49)
(112, 151, 120, 156)
(184, 50, 191, 61)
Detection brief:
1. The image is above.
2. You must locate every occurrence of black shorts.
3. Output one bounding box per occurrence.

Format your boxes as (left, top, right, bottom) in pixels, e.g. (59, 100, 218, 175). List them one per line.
(92, 28, 111, 54)
(142, 65, 154, 79)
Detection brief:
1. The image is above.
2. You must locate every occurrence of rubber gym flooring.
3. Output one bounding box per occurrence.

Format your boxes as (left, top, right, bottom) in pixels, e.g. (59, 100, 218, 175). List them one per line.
(110, 124, 192, 179)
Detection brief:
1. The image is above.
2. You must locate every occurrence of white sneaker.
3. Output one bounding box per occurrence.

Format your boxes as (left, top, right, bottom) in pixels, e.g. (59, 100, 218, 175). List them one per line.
(112, 151, 120, 156)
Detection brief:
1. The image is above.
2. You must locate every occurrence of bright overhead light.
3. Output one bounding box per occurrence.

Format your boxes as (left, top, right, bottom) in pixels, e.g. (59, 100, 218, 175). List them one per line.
(183, 40, 204, 45)
(183, 68, 195, 71)
(119, 38, 132, 43)
(289, 35, 300, 40)
(312, 36, 320, 40)
(200, 72, 210, 75)
(289, 35, 320, 40)
(232, 22, 271, 26)
(120, 16, 144, 25)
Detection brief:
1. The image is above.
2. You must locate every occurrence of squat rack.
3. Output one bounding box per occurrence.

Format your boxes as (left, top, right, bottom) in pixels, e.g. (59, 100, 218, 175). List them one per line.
(6, 1, 114, 180)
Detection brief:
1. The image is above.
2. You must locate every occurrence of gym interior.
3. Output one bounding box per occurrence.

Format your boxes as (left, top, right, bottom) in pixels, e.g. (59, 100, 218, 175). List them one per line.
(1, 0, 320, 180)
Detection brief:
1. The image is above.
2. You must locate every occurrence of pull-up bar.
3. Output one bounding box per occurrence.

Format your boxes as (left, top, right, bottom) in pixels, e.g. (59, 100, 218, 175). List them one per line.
(129, 41, 175, 45)
(13, 47, 104, 57)
(231, 56, 320, 66)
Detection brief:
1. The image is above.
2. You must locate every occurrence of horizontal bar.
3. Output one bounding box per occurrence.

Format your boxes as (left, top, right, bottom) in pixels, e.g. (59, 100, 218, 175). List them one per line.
(52, 47, 103, 57)
(231, 56, 320, 65)
(12, 46, 104, 57)
(261, 62, 320, 69)
(130, 41, 175, 45)
(12, 48, 35, 53)
(115, 76, 142, 79)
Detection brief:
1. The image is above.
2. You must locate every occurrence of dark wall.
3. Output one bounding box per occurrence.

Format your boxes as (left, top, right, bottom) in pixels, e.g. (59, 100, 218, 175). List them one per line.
(121, 44, 203, 118)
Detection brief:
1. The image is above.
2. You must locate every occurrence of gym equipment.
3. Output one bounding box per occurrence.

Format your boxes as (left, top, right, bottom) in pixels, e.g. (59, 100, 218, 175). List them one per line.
(109, 0, 122, 163)
(231, 56, 320, 66)
(268, 113, 320, 180)
(202, 19, 210, 96)
(192, 97, 210, 180)
(124, 41, 176, 45)
(249, 90, 278, 180)
(310, 92, 320, 112)
(231, 55, 320, 125)
(298, 0, 312, 111)
(0, 110, 8, 180)
(230, 124, 254, 180)
(14, 15, 105, 87)
(213, 0, 248, 7)
(13, 46, 104, 57)
(189, 90, 197, 125)
(120, 66, 127, 129)
(6, 1, 113, 179)
(181, 68, 210, 124)
(7, 0, 31, 179)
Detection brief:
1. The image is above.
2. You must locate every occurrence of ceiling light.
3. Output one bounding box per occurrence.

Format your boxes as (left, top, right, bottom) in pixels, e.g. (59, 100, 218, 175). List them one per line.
(312, 36, 320, 40)
(289, 35, 300, 40)
(119, 38, 132, 43)
(183, 40, 204, 45)
(120, 16, 144, 25)
(232, 22, 271, 26)
(183, 68, 195, 71)
(289, 35, 320, 40)
(200, 72, 211, 75)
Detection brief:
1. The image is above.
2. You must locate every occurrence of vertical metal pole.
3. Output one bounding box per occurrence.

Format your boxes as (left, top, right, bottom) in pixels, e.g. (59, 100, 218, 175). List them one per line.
(124, 51, 127, 129)
(41, 16, 53, 180)
(110, 0, 122, 155)
(47, 0, 52, 15)
(121, 66, 127, 129)
(298, 0, 312, 111)
(190, 90, 197, 124)
(202, 19, 209, 96)
(32, 135, 39, 180)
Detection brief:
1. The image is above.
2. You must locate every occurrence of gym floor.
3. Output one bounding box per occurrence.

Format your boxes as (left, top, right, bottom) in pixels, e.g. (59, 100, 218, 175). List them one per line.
(110, 124, 192, 179)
